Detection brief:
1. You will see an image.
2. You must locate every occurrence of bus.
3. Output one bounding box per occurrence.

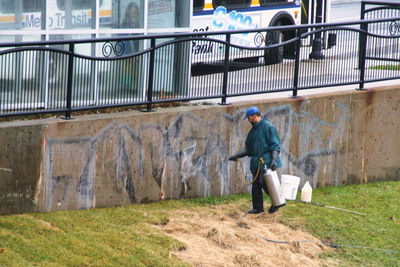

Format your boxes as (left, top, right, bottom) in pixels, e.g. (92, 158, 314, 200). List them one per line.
(191, 0, 302, 65)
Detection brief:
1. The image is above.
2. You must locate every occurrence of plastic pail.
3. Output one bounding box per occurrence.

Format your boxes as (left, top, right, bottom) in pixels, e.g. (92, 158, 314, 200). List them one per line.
(280, 175, 300, 200)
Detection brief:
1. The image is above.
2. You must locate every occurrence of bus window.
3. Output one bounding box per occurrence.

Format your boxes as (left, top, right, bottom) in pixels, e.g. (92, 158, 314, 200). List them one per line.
(260, 0, 291, 6)
(193, 0, 204, 13)
(212, 0, 251, 10)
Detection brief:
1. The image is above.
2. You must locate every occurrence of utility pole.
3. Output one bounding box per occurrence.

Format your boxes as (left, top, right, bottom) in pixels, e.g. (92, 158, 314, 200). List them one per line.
(309, 0, 325, 59)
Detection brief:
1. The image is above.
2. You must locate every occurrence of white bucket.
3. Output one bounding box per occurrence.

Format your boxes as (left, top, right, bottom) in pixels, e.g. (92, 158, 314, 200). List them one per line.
(280, 175, 301, 200)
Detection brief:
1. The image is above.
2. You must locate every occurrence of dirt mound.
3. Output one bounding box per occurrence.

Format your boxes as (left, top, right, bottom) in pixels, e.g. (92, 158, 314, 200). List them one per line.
(156, 204, 336, 267)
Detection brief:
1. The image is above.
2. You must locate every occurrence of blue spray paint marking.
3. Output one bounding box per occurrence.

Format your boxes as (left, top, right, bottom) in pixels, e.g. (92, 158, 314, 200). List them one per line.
(264, 101, 348, 186)
(43, 102, 348, 211)
(44, 113, 231, 211)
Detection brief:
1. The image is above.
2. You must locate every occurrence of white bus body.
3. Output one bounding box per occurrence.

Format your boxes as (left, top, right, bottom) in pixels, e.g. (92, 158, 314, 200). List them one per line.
(191, 0, 301, 64)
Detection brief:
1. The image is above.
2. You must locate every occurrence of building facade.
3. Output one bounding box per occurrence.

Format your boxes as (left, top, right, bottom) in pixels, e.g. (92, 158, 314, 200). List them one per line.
(0, 1, 192, 109)
(0, 0, 191, 43)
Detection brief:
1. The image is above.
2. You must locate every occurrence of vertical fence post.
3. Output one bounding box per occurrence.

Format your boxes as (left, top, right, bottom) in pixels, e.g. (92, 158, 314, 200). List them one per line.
(360, 1, 366, 21)
(358, 1, 366, 70)
(146, 38, 156, 111)
(221, 33, 231, 105)
(309, 0, 325, 60)
(293, 29, 302, 97)
(65, 43, 74, 119)
(359, 21, 368, 90)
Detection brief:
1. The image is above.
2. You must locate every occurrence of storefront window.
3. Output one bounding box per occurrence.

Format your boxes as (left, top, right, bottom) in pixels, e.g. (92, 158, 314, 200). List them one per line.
(148, 0, 189, 28)
(0, 0, 191, 112)
(46, 0, 94, 29)
(101, 0, 144, 29)
(0, 0, 44, 30)
(55, 0, 99, 11)
(0, 0, 190, 32)
(0, 0, 42, 13)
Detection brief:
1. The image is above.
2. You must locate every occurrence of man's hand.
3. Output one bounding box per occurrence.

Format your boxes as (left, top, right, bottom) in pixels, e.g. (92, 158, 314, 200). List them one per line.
(229, 155, 238, 161)
(229, 149, 248, 161)
(270, 150, 279, 171)
(270, 160, 277, 171)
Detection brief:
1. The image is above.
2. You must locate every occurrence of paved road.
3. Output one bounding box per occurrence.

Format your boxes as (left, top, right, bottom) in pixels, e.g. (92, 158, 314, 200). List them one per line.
(330, 0, 399, 22)
(330, 0, 362, 22)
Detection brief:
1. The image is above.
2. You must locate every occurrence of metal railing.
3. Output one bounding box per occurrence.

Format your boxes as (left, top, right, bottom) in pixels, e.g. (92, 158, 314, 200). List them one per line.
(1, 15, 400, 118)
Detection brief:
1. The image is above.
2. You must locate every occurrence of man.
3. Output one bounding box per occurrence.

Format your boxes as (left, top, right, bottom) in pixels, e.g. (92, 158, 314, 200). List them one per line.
(229, 106, 285, 214)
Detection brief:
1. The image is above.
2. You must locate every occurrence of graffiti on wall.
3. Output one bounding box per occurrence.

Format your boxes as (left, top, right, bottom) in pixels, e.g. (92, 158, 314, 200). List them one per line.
(43, 101, 348, 211)
(263, 101, 348, 187)
(43, 113, 230, 211)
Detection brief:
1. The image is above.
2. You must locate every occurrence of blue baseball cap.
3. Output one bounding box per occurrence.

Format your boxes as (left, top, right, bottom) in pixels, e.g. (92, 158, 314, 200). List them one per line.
(244, 106, 260, 120)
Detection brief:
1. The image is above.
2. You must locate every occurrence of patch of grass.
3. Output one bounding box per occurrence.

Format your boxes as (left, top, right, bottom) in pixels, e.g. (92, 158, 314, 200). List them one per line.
(0, 206, 189, 267)
(279, 181, 400, 266)
(369, 64, 400, 71)
(0, 182, 399, 266)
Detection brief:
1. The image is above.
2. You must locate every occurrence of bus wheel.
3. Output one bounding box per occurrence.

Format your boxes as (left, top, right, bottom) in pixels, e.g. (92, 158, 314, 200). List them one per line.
(264, 30, 284, 65)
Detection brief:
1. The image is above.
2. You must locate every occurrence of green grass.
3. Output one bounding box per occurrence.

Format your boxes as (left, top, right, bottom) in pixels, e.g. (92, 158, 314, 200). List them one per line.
(369, 64, 400, 71)
(0, 181, 399, 266)
(279, 181, 400, 266)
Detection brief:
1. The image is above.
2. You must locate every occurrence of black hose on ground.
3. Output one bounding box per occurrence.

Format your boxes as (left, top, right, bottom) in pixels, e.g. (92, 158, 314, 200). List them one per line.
(236, 204, 399, 254)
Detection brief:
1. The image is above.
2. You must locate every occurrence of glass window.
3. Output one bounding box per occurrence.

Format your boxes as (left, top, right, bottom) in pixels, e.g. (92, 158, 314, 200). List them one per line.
(260, 0, 292, 6)
(102, 0, 144, 29)
(121, 1, 143, 28)
(212, 0, 251, 10)
(148, 0, 175, 28)
(0, 2, 14, 14)
(0, 0, 42, 13)
(24, 0, 43, 12)
(0, 0, 44, 30)
(148, 0, 189, 28)
(56, 0, 103, 10)
(193, 0, 204, 13)
(175, 0, 190, 27)
(45, 0, 93, 29)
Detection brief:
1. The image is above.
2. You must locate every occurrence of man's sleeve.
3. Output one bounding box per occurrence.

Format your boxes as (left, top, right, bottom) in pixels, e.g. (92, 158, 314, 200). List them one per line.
(267, 126, 281, 152)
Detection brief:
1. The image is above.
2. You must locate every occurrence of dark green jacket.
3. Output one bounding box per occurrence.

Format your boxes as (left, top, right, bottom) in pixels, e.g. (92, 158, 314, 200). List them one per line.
(245, 118, 282, 175)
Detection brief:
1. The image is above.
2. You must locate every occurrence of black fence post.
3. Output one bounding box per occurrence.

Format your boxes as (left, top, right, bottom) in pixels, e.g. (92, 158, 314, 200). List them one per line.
(359, 21, 368, 90)
(309, 0, 325, 60)
(358, 1, 366, 70)
(293, 29, 302, 97)
(65, 43, 74, 119)
(146, 38, 156, 111)
(360, 1, 366, 20)
(221, 33, 231, 105)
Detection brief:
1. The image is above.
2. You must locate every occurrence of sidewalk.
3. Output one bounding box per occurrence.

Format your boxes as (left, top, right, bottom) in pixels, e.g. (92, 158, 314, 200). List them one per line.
(193, 79, 400, 105)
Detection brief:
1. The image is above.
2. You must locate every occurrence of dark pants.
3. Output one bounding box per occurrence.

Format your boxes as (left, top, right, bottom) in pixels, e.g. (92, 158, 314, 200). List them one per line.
(252, 169, 281, 211)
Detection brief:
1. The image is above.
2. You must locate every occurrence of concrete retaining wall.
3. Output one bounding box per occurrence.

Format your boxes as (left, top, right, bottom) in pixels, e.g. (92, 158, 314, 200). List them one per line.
(1, 85, 400, 215)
